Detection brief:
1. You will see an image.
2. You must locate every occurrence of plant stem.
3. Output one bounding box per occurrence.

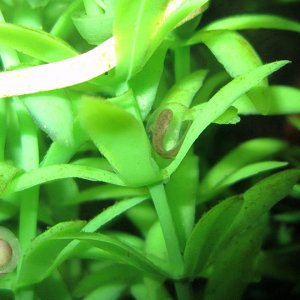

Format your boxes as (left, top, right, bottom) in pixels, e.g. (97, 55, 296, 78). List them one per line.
(174, 46, 190, 82)
(148, 183, 184, 276)
(175, 280, 193, 300)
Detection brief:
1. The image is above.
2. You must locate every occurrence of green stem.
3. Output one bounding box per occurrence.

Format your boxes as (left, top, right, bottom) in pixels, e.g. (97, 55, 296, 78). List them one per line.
(175, 280, 193, 300)
(148, 183, 184, 276)
(13, 99, 39, 251)
(174, 46, 190, 82)
(0, 101, 6, 161)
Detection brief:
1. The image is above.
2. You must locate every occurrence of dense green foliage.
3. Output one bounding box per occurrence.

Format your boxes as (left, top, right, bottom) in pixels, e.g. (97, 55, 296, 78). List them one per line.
(0, 0, 300, 299)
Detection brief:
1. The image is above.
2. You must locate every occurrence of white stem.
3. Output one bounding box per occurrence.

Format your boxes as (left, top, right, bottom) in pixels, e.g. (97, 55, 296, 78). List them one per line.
(0, 0, 205, 99)
(0, 38, 116, 99)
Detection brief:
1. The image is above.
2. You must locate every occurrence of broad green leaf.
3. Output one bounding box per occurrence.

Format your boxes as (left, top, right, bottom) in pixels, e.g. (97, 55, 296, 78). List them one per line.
(112, 0, 168, 79)
(22, 90, 74, 146)
(165, 61, 289, 176)
(0, 22, 77, 62)
(36, 271, 72, 300)
(80, 94, 160, 187)
(214, 169, 300, 262)
(55, 232, 168, 277)
(202, 14, 300, 33)
(4, 164, 125, 196)
(74, 263, 140, 298)
(72, 4, 113, 45)
(16, 221, 86, 288)
(165, 151, 198, 249)
(130, 44, 168, 119)
(203, 216, 267, 300)
(235, 85, 300, 115)
(189, 30, 263, 80)
(184, 196, 243, 276)
(188, 30, 268, 113)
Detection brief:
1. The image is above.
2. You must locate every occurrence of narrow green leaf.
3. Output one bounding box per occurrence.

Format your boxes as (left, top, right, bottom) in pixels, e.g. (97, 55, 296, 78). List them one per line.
(39, 197, 148, 286)
(200, 161, 288, 202)
(4, 164, 125, 196)
(63, 185, 147, 206)
(220, 161, 288, 188)
(202, 14, 300, 33)
(56, 232, 168, 277)
(16, 221, 86, 288)
(80, 94, 160, 187)
(165, 61, 289, 176)
(85, 283, 127, 300)
(199, 138, 287, 196)
(0, 22, 77, 62)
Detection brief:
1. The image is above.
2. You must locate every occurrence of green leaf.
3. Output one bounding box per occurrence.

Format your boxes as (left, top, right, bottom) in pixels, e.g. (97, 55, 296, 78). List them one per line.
(215, 169, 300, 261)
(200, 160, 288, 202)
(22, 90, 74, 145)
(202, 14, 300, 33)
(4, 164, 125, 196)
(27, 0, 49, 8)
(165, 61, 289, 176)
(85, 283, 127, 300)
(148, 0, 210, 60)
(199, 138, 287, 197)
(0, 22, 77, 62)
(0, 162, 21, 195)
(219, 161, 288, 188)
(74, 263, 139, 298)
(184, 195, 243, 276)
(36, 271, 72, 300)
(235, 85, 300, 115)
(189, 30, 263, 80)
(112, 0, 168, 79)
(56, 232, 168, 277)
(34, 197, 148, 287)
(188, 30, 268, 113)
(63, 184, 147, 206)
(80, 94, 160, 187)
(203, 216, 267, 300)
(72, 8, 113, 45)
(130, 44, 168, 119)
(16, 221, 86, 288)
